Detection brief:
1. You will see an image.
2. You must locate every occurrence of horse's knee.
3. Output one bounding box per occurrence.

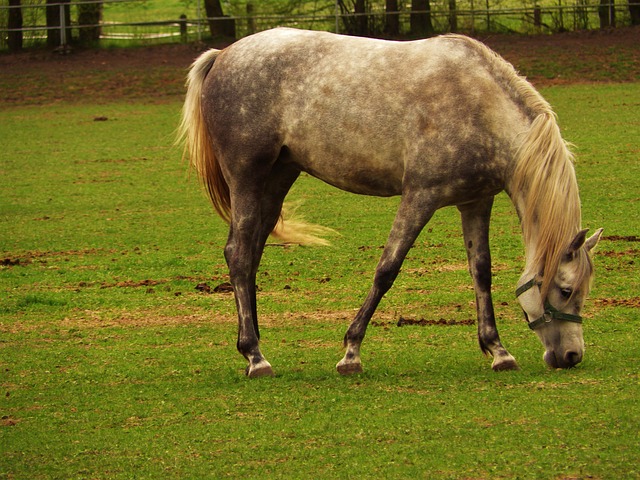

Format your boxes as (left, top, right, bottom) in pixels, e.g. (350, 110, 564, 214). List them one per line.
(224, 242, 253, 281)
(223, 239, 235, 266)
(373, 264, 399, 293)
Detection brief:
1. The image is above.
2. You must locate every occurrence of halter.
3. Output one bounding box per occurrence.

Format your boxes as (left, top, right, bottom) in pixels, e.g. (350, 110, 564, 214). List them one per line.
(515, 278, 583, 330)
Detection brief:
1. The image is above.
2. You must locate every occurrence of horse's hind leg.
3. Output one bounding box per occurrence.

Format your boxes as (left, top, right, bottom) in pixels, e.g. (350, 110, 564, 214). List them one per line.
(458, 198, 519, 371)
(225, 160, 300, 378)
(337, 192, 437, 375)
(225, 206, 271, 377)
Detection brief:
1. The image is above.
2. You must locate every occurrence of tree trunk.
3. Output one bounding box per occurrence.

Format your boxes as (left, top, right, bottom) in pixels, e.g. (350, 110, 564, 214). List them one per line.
(337, 0, 368, 36)
(77, 2, 102, 47)
(385, 0, 399, 36)
(448, 0, 457, 32)
(46, 0, 71, 48)
(7, 0, 23, 52)
(630, 1, 640, 26)
(411, 0, 433, 37)
(203, 0, 236, 39)
(354, 0, 368, 36)
(598, 0, 615, 28)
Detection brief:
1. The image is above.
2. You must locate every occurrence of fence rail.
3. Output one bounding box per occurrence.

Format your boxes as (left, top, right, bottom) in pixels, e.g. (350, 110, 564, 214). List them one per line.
(1, 0, 638, 52)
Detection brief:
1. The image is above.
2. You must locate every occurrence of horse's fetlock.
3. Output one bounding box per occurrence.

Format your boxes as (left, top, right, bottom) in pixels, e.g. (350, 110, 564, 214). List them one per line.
(237, 338, 259, 357)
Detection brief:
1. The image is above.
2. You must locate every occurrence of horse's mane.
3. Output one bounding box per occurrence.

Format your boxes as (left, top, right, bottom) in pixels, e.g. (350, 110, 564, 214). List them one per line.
(448, 35, 590, 298)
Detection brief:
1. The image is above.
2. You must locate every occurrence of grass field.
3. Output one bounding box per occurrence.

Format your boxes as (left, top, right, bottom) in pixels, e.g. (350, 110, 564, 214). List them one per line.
(1, 75, 639, 478)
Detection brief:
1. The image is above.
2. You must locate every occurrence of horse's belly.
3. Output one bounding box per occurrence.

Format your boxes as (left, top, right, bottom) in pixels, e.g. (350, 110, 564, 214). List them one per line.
(308, 165, 403, 197)
(284, 145, 403, 197)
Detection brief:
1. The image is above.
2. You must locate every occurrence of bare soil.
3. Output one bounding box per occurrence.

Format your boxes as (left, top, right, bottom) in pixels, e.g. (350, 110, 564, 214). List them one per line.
(1, 26, 639, 106)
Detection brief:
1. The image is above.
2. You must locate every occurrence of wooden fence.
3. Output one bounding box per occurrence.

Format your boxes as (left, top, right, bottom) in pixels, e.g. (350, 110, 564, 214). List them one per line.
(1, 0, 638, 52)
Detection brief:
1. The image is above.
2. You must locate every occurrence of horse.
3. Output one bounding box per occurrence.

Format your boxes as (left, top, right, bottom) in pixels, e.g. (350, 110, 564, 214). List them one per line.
(178, 28, 603, 377)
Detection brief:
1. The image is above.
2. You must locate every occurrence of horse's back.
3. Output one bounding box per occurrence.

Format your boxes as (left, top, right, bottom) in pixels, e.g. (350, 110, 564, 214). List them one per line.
(204, 28, 533, 200)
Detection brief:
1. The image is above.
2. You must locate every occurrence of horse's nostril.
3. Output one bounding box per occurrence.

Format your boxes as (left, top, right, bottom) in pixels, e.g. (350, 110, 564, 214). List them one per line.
(564, 351, 582, 367)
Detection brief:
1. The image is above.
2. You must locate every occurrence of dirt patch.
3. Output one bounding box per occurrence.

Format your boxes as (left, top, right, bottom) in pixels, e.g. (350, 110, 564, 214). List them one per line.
(600, 248, 638, 258)
(594, 297, 640, 308)
(1, 249, 118, 269)
(603, 235, 640, 242)
(58, 311, 226, 330)
(99, 279, 163, 289)
(194, 281, 234, 293)
(1, 416, 20, 427)
(1, 258, 28, 267)
(1, 27, 639, 106)
(395, 316, 476, 327)
(368, 316, 476, 327)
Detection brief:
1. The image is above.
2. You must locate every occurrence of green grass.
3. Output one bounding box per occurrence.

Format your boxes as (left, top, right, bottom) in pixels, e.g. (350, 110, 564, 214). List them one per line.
(1, 84, 639, 478)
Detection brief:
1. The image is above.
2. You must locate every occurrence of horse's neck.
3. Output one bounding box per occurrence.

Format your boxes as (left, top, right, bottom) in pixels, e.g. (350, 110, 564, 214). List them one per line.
(512, 193, 542, 277)
(510, 182, 568, 281)
(510, 183, 580, 288)
(506, 104, 581, 291)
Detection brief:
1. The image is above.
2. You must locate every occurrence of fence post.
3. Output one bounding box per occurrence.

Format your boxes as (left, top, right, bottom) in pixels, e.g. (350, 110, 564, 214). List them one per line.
(179, 14, 187, 42)
(485, 0, 491, 31)
(59, 3, 67, 49)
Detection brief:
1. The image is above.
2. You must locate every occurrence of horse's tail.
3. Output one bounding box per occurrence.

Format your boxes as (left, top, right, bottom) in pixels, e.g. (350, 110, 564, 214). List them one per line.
(178, 49, 334, 246)
(511, 108, 583, 299)
(178, 49, 231, 223)
(271, 203, 335, 246)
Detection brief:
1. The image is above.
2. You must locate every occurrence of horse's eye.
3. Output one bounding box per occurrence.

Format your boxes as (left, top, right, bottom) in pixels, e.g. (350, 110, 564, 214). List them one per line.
(560, 288, 573, 299)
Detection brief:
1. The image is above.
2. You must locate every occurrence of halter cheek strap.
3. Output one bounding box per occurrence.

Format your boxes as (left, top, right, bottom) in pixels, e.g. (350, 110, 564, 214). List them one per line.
(515, 278, 539, 298)
(516, 278, 583, 330)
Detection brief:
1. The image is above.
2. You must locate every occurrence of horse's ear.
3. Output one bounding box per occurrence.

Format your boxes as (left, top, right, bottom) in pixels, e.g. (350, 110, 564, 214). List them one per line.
(585, 227, 604, 252)
(568, 229, 589, 254)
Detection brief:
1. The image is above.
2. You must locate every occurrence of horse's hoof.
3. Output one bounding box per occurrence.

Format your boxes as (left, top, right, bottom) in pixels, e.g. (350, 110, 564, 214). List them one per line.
(336, 361, 363, 375)
(247, 361, 275, 378)
(492, 357, 520, 371)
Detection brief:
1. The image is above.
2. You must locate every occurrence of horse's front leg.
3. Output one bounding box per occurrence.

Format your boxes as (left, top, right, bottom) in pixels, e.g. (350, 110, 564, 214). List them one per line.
(337, 193, 436, 375)
(458, 198, 519, 371)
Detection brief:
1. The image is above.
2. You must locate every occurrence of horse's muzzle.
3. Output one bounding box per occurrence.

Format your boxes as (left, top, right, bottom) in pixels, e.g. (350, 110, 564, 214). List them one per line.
(544, 349, 583, 369)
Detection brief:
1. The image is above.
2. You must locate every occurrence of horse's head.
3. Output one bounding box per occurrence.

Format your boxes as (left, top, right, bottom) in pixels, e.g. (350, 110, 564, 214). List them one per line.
(517, 228, 603, 368)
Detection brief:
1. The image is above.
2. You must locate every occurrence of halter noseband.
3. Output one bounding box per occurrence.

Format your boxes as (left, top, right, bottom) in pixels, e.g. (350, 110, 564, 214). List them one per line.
(515, 278, 583, 330)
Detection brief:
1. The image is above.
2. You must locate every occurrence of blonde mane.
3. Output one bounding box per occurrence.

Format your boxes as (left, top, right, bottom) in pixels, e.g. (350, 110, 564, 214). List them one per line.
(455, 36, 587, 298)
(512, 112, 586, 298)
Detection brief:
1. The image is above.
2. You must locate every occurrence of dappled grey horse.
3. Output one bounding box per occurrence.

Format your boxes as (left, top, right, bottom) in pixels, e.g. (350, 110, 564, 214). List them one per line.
(179, 28, 602, 377)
